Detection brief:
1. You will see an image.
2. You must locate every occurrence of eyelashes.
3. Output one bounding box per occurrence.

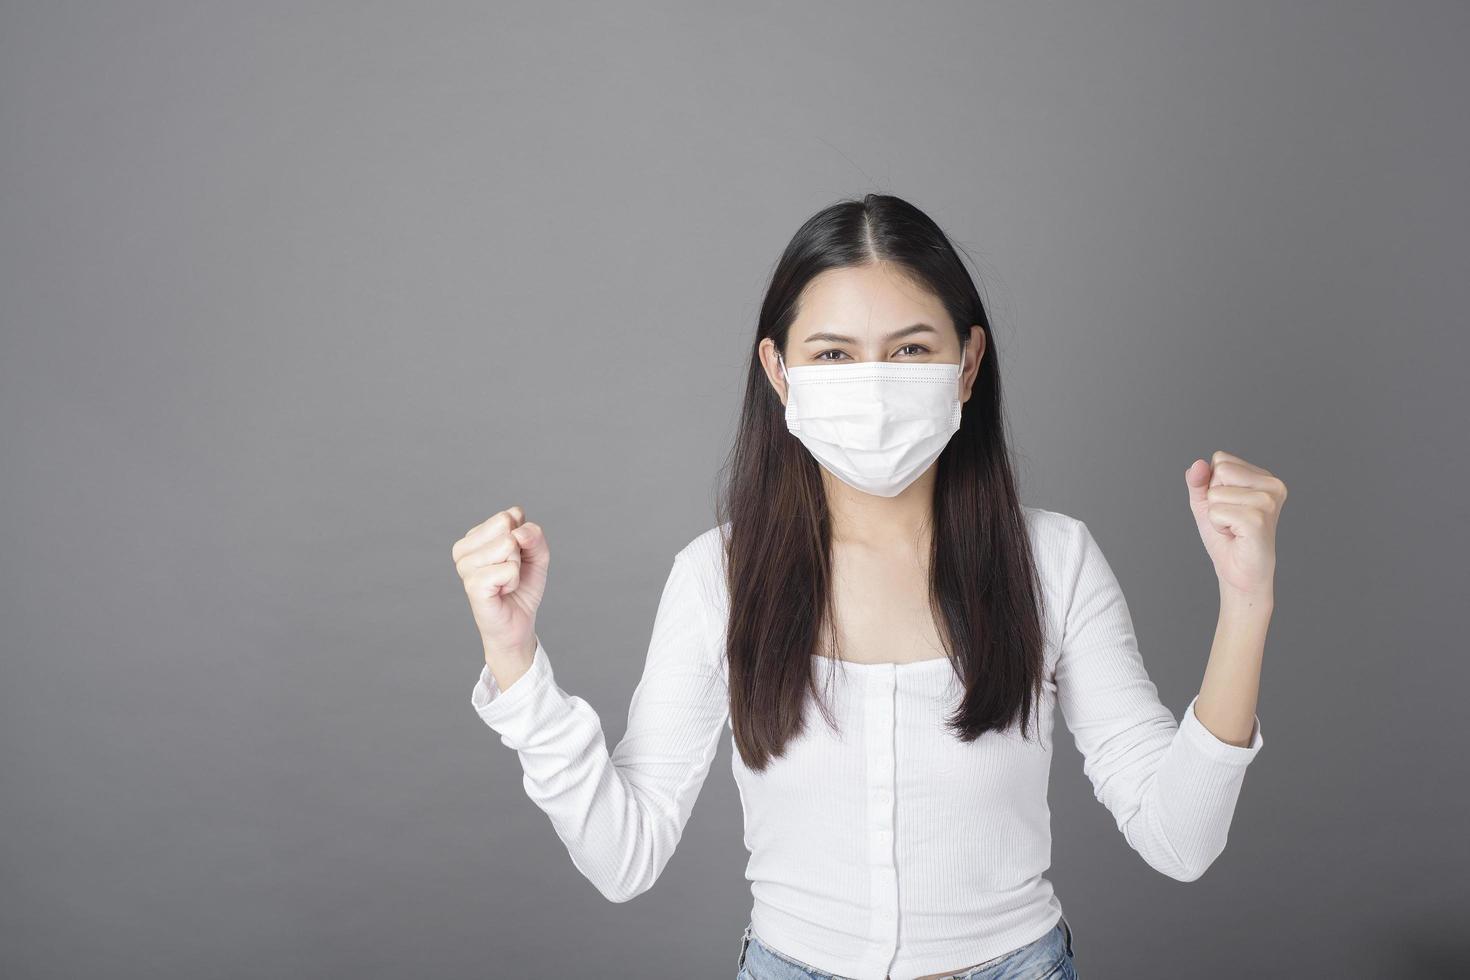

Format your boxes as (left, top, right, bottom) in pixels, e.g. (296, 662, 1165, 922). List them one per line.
(814, 344, 931, 361)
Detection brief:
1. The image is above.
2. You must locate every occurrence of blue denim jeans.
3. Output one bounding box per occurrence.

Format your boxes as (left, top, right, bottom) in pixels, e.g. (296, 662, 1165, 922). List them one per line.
(736, 915, 1077, 980)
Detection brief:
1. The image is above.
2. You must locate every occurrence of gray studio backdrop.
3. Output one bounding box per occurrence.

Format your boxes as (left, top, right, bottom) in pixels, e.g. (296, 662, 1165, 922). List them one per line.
(2, 2, 1465, 978)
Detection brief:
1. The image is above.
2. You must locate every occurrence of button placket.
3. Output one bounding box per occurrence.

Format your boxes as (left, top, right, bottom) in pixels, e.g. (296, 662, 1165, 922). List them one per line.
(866, 664, 900, 972)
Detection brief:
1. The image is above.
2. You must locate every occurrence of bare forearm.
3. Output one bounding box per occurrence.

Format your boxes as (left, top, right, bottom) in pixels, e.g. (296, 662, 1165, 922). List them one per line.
(1183, 449, 1286, 748)
(485, 632, 539, 692)
(1194, 586, 1271, 747)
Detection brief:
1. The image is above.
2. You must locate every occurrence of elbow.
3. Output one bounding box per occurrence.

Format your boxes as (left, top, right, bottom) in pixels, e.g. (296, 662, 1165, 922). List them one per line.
(1154, 841, 1227, 883)
(596, 879, 638, 904)
(1120, 798, 1231, 883)
(599, 885, 635, 904)
(585, 850, 662, 904)
(595, 875, 653, 904)
(1161, 859, 1210, 883)
(563, 800, 680, 904)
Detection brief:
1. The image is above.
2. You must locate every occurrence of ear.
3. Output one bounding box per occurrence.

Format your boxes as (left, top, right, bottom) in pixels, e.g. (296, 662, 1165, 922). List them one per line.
(759, 339, 789, 407)
(959, 324, 986, 404)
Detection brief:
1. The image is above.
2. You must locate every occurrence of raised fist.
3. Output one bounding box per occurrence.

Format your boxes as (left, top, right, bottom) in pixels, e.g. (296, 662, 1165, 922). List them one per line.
(451, 505, 549, 666)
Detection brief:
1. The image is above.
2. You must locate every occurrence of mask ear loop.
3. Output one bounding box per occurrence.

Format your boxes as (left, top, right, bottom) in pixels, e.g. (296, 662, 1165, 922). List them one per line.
(777, 350, 789, 383)
(954, 349, 967, 421)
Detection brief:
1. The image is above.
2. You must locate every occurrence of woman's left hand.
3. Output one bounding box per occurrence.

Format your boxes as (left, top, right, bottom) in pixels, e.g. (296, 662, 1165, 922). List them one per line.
(1186, 450, 1287, 602)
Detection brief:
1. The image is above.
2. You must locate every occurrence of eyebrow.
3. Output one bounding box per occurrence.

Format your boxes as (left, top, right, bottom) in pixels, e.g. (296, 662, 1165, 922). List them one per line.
(802, 323, 939, 344)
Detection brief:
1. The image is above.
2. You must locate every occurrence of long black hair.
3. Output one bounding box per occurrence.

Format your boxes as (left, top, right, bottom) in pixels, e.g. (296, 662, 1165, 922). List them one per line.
(715, 193, 1048, 771)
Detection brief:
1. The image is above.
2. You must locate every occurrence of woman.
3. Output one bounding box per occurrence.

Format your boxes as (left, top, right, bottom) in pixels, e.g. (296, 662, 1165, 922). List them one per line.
(452, 194, 1283, 980)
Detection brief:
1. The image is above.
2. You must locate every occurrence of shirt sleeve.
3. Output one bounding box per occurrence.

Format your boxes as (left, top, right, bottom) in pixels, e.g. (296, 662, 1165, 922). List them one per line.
(469, 549, 729, 903)
(1053, 518, 1264, 882)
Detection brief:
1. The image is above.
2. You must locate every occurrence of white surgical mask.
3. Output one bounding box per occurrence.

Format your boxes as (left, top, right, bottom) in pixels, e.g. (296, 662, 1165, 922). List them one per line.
(778, 351, 965, 497)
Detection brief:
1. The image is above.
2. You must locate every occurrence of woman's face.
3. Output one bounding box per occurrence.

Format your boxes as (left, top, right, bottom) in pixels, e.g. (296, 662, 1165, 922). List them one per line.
(760, 262, 985, 406)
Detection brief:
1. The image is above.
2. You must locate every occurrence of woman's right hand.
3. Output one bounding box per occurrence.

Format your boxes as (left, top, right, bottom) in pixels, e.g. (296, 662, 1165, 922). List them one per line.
(451, 505, 550, 670)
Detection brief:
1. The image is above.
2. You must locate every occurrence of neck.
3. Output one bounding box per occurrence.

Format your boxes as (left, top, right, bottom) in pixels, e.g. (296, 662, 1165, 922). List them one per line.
(823, 466, 937, 552)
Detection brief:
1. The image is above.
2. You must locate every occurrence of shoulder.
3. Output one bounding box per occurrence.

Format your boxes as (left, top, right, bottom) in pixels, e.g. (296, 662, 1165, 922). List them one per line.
(1021, 504, 1089, 563)
(675, 521, 730, 565)
(1020, 505, 1111, 616)
(671, 521, 732, 611)
(1020, 507, 1114, 656)
(1022, 504, 1132, 626)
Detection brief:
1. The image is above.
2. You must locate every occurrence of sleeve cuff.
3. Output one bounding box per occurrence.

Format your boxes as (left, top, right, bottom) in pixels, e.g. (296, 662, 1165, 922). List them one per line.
(471, 638, 553, 723)
(1178, 693, 1264, 765)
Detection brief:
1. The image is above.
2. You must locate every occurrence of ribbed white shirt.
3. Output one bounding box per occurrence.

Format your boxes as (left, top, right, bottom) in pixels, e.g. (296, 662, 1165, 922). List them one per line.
(470, 506, 1264, 980)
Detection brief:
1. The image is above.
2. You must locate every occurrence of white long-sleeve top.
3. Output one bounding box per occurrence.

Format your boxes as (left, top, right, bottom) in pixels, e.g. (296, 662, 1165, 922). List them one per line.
(470, 506, 1264, 980)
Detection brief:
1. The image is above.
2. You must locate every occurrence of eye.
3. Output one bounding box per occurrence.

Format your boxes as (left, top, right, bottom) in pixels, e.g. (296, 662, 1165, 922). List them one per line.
(815, 349, 851, 361)
(896, 343, 931, 357)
